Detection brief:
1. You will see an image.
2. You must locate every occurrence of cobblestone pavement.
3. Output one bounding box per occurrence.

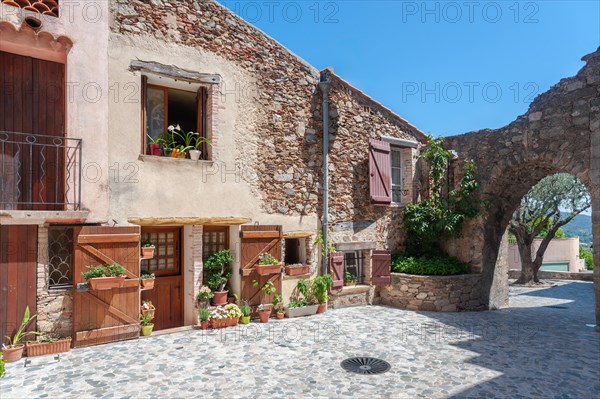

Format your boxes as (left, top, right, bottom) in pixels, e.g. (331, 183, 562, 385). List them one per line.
(1, 280, 598, 398)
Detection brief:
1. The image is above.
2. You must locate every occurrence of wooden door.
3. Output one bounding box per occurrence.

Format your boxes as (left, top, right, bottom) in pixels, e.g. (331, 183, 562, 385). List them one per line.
(72, 226, 141, 348)
(140, 227, 183, 330)
(0, 51, 65, 210)
(240, 225, 282, 307)
(0, 225, 37, 344)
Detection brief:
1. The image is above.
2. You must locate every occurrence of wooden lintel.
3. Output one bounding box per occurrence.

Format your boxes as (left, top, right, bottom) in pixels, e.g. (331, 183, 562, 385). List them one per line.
(240, 231, 282, 239)
(283, 231, 314, 239)
(130, 59, 221, 84)
(78, 234, 140, 244)
(75, 324, 139, 342)
(45, 218, 87, 225)
(128, 217, 251, 226)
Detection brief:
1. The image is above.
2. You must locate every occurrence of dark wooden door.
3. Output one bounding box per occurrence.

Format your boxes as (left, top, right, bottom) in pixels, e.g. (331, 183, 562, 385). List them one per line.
(140, 227, 183, 330)
(0, 51, 65, 210)
(0, 225, 37, 344)
(240, 225, 282, 307)
(72, 226, 141, 348)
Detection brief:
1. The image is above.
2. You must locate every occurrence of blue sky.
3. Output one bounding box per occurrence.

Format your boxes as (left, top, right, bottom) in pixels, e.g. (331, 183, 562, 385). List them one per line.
(219, 1, 599, 136)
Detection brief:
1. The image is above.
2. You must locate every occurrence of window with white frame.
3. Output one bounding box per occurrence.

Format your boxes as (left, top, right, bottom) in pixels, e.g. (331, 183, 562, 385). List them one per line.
(344, 251, 363, 284)
(390, 147, 403, 204)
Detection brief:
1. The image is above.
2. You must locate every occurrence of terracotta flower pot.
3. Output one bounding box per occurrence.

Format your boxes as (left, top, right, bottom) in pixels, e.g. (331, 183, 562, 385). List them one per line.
(258, 310, 271, 323)
(141, 324, 154, 336)
(2, 345, 24, 363)
(276, 312, 285, 320)
(26, 338, 71, 357)
(317, 302, 327, 314)
(200, 321, 209, 330)
(88, 275, 125, 290)
(285, 265, 310, 275)
(227, 296, 235, 304)
(141, 247, 155, 258)
(241, 316, 251, 324)
(141, 307, 155, 318)
(141, 278, 155, 289)
(210, 318, 227, 329)
(212, 291, 228, 306)
(255, 263, 282, 276)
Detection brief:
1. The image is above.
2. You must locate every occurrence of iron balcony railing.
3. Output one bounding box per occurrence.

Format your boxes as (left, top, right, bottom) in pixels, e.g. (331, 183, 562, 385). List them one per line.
(0, 131, 82, 211)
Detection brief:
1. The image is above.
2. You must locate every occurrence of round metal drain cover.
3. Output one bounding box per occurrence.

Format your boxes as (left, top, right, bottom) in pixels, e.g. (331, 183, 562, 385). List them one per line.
(341, 357, 391, 375)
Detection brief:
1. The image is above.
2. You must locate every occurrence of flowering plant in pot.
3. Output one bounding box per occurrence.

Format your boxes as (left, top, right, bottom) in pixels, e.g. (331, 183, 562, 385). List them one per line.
(273, 295, 285, 320)
(2, 306, 40, 363)
(140, 273, 155, 289)
(256, 253, 282, 276)
(239, 300, 252, 324)
(140, 311, 154, 336)
(312, 274, 333, 314)
(285, 263, 310, 276)
(344, 271, 357, 287)
(26, 330, 71, 357)
(210, 306, 229, 329)
(196, 286, 214, 309)
(224, 303, 242, 326)
(141, 240, 155, 258)
(82, 263, 127, 290)
(205, 249, 234, 306)
(198, 308, 210, 330)
(190, 134, 211, 161)
(253, 280, 277, 323)
(141, 301, 156, 318)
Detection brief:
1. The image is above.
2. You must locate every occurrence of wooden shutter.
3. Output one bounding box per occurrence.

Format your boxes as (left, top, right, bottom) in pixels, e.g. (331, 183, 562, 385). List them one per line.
(372, 250, 391, 286)
(369, 138, 392, 204)
(72, 226, 141, 348)
(329, 252, 344, 290)
(197, 86, 208, 159)
(140, 75, 148, 154)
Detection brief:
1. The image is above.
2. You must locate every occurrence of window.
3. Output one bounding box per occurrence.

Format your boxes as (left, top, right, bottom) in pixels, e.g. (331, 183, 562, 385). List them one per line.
(284, 238, 308, 265)
(141, 227, 181, 277)
(202, 226, 229, 282)
(344, 251, 363, 284)
(390, 148, 403, 204)
(143, 76, 209, 158)
(48, 226, 74, 289)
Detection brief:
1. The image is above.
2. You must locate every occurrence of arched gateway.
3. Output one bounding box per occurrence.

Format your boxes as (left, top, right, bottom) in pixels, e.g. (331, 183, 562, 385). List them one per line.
(444, 48, 600, 326)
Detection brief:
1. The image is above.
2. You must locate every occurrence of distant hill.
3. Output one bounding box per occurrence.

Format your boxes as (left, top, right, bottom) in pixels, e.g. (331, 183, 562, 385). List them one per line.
(562, 214, 593, 248)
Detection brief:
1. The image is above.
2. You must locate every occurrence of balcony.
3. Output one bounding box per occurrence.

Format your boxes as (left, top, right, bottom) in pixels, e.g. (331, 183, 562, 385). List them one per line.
(0, 131, 82, 211)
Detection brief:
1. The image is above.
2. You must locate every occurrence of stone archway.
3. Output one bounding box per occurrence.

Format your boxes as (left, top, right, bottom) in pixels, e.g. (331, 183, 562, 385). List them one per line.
(444, 48, 600, 326)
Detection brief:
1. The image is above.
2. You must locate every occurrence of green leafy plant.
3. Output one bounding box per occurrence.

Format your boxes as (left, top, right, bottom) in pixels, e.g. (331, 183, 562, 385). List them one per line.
(391, 254, 470, 276)
(141, 240, 155, 248)
(314, 231, 336, 257)
(288, 299, 308, 309)
(5, 306, 40, 348)
(273, 294, 284, 313)
(196, 286, 214, 302)
(0, 355, 5, 378)
(141, 273, 155, 280)
(344, 271, 357, 283)
(198, 307, 210, 322)
(258, 253, 280, 265)
(205, 249, 234, 292)
(403, 136, 480, 256)
(82, 263, 126, 280)
(239, 300, 252, 317)
(580, 246, 594, 270)
(252, 280, 277, 307)
(311, 274, 333, 304)
(173, 129, 199, 153)
(146, 134, 162, 145)
(140, 312, 154, 326)
(193, 135, 211, 151)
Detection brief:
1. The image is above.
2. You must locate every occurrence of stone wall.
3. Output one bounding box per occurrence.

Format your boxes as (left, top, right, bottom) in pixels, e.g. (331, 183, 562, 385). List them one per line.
(380, 273, 484, 312)
(508, 270, 594, 282)
(329, 285, 379, 309)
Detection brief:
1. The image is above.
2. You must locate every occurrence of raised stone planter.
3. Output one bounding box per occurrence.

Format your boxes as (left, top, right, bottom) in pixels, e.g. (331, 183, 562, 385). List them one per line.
(380, 273, 483, 312)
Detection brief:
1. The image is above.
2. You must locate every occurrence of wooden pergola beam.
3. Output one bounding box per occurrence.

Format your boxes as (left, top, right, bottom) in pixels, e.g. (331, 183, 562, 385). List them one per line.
(127, 217, 251, 226)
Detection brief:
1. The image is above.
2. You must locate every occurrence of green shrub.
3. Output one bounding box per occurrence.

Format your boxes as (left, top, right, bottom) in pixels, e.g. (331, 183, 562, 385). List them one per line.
(392, 254, 470, 276)
(0, 356, 4, 378)
(82, 263, 126, 280)
(580, 245, 594, 270)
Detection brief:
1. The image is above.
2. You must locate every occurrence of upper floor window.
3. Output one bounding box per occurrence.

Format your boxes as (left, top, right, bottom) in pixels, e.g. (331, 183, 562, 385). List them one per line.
(369, 137, 415, 206)
(390, 148, 403, 204)
(142, 76, 209, 159)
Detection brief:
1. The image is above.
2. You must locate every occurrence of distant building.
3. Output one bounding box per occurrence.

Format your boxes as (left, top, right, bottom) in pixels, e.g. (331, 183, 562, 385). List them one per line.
(508, 237, 586, 273)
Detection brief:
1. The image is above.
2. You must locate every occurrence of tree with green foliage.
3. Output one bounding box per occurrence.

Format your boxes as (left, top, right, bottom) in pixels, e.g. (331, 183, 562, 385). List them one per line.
(510, 173, 591, 284)
(579, 245, 594, 270)
(403, 136, 480, 255)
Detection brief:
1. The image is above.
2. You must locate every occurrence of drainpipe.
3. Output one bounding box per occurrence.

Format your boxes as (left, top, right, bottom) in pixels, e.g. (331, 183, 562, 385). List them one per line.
(319, 73, 332, 275)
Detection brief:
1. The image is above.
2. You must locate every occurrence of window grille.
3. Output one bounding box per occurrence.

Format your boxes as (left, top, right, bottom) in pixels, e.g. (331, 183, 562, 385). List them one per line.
(48, 226, 74, 289)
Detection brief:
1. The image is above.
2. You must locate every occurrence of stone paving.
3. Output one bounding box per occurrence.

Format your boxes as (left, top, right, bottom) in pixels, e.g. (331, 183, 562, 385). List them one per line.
(1, 280, 598, 399)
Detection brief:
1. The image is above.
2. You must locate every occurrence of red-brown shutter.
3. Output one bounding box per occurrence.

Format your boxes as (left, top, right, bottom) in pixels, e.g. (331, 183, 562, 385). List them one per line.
(369, 138, 392, 204)
(372, 250, 391, 286)
(329, 252, 344, 289)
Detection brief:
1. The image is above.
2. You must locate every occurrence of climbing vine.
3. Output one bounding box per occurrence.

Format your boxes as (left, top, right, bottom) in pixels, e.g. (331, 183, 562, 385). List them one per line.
(403, 136, 480, 255)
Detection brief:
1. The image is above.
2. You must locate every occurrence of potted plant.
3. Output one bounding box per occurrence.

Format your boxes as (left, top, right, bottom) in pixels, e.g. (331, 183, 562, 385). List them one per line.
(239, 300, 252, 324)
(285, 279, 318, 318)
(273, 295, 285, 320)
(196, 286, 214, 309)
(140, 273, 155, 289)
(252, 280, 277, 323)
(82, 263, 127, 290)
(141, 240, 155, 258)
(344, 271, 357, 287)
(159, 128, 175, 157)
(224, 303, 242, 326)
(140, 311, 154, 336)
(146, 134, 162, 156)
(205, 249, 234, 306)
(141, 301, 155, 318)
(172, 128, 197, 159)
(2, 306, 40, 362)
(198, 308, 210, 330)
(285, 263, 310, 276)
(312, 274, 334, 314)
(190, 134, 211, 161)
(26, 335, 71, 357)
(227, 291, 238, 304)
(255, 253, 282, 276)
(210, 306, 229, 329)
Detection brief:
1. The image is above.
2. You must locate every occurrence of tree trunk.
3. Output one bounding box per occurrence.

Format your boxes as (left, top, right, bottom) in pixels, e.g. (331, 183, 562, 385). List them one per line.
(515, 240, 538, 285)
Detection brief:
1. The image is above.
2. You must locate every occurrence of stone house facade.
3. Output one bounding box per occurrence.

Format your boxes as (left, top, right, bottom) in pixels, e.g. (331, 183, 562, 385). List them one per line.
(0, 0, 427, 342)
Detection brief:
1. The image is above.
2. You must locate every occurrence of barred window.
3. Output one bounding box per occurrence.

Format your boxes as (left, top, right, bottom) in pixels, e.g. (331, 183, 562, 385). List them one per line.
(48, 226, 74, 289)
